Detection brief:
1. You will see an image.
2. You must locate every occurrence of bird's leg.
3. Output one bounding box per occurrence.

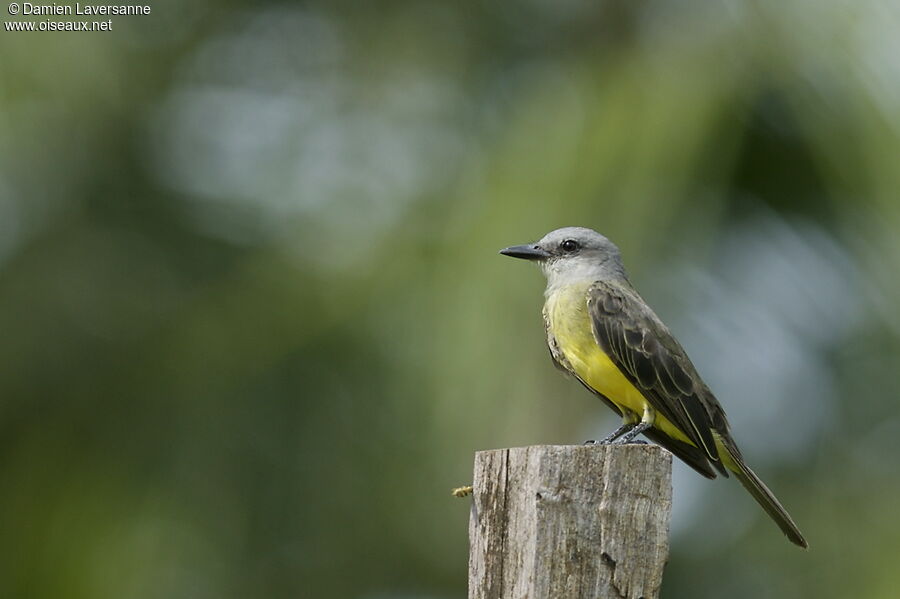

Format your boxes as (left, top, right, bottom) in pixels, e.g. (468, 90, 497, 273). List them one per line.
(585, 412, 638, 445)
(617, 405, 655, 444)
(617, 423, 650, 444)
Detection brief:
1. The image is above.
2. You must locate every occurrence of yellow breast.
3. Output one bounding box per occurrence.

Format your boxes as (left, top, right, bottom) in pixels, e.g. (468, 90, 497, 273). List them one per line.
(544, 283, 690, 443)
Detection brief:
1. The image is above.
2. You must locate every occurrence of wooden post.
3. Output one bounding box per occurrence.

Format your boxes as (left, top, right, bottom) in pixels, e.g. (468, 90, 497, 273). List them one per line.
(467, 444, 672, 599)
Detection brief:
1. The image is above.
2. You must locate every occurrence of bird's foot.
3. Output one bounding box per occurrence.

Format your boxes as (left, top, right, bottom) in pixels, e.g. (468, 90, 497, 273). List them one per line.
(596, 422, 637, 444)
(615, 421, 652, 444)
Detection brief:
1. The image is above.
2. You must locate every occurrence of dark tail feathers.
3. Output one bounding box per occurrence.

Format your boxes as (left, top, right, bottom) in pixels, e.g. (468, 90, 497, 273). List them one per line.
(728, 449, 808, 548)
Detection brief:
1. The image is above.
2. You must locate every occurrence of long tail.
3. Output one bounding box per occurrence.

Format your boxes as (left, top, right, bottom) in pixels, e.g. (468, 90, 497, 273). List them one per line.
(717, 435, 808, 548)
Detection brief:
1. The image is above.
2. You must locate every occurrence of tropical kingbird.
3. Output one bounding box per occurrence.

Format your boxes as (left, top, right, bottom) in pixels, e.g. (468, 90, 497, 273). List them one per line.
(500, 226, 807, 548)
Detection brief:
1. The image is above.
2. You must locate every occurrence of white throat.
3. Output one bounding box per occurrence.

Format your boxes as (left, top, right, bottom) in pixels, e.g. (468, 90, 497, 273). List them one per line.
(541, 257, 624, 297)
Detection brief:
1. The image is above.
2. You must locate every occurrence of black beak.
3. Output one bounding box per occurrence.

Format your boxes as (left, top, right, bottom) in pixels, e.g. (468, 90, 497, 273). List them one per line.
(499, 244, 551, 260)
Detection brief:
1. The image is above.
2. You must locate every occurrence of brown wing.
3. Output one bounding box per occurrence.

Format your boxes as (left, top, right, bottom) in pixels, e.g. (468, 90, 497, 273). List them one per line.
(587, 280, 723, 467)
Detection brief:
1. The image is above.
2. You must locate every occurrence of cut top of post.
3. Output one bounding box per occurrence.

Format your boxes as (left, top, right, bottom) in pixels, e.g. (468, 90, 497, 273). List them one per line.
(467, 444, 673, 599)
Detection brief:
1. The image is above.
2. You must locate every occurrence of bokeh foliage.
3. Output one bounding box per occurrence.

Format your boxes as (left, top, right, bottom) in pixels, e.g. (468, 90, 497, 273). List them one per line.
(2, 1, 899, 597)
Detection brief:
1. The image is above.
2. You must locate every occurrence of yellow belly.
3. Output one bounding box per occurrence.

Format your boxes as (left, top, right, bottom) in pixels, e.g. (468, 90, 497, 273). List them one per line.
(546, 283, 691, 444)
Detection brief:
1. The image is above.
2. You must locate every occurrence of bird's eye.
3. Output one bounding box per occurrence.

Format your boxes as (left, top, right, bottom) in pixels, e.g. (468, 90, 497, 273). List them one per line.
(561, 239, 579, 252)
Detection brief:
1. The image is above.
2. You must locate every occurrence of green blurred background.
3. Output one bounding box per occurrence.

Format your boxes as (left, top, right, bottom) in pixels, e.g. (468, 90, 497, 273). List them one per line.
(2, 1, 899, 597)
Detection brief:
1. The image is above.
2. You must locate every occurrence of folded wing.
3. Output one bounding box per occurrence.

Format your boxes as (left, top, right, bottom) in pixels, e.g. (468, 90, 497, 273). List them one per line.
(587, 280, 724, 473)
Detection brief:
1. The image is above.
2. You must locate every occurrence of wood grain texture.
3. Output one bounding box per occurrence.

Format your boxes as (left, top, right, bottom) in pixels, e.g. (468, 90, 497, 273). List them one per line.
(467, 445, 672, 599)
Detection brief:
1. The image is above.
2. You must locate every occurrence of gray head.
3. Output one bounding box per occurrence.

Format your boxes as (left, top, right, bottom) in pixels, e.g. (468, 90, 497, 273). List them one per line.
(500, 227, 627, 290)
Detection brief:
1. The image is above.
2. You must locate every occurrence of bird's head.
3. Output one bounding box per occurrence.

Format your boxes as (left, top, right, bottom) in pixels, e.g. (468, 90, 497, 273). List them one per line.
(500, 227, 626, 287)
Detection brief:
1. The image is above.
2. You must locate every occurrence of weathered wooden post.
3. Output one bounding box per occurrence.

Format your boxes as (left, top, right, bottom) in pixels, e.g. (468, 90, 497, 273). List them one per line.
(467, 444, 672, 599)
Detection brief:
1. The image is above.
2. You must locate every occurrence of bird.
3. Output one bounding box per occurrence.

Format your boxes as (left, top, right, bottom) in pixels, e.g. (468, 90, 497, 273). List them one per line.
(500, 226, 808, 548)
